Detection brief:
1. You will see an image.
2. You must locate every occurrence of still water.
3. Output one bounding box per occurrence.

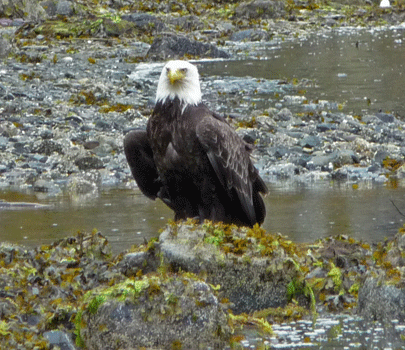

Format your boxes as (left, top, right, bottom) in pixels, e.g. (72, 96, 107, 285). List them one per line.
(200, 27, 405, 116)
(1, 181, 404, 253)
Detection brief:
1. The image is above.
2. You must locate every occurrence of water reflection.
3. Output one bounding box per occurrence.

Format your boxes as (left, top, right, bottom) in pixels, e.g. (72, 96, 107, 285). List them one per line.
(1, 182, 404, 253)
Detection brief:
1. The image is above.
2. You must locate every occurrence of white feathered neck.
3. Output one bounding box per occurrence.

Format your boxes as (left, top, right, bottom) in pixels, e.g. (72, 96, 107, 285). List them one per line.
(155, 60, 202, 109)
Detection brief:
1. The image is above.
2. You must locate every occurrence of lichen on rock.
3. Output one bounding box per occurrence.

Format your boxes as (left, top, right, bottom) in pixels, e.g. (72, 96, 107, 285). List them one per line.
(76, 272, 231, 349)
(159, 220, 308, 313)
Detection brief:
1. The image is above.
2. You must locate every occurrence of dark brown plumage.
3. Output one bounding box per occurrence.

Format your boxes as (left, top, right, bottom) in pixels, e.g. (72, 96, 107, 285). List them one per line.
(124, 60, 268, 227)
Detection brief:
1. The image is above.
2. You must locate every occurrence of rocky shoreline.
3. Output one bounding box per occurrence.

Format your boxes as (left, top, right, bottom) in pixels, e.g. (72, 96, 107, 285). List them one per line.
(1, 0, 405, 348)
(1, 222, 405, 349)
(0, 0, 405, 198)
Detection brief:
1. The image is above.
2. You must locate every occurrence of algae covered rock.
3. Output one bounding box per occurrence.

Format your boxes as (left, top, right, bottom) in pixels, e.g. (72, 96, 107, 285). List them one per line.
(159, 221, 306, 313)
(0, 231, 120, 349)
(357, 228, 405, 322)
(76, 273, 231, 350)
(0, 0, 46, 21)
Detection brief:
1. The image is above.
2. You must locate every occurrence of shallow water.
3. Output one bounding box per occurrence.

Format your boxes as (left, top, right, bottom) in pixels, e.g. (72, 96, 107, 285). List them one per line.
(200, 27, 405, 116)
(251, 314, 405, 349)
(1, 181, 405, 253)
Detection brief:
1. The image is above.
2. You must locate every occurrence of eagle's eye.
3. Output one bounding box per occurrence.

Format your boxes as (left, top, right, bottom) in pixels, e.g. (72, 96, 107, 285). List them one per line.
(180, 68, 187, 73)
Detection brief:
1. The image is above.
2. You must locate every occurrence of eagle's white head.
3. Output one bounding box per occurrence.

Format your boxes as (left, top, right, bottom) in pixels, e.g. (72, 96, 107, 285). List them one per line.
(156, 60, 202, 108)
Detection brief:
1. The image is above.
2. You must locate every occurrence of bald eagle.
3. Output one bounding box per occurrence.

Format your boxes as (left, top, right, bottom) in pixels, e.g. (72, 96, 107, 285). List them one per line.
(124, 60, 268, 227)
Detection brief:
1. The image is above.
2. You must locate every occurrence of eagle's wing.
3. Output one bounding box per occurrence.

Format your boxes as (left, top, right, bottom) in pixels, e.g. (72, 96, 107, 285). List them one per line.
(123, 130, 161, 200)
(196, 116, 257, 224)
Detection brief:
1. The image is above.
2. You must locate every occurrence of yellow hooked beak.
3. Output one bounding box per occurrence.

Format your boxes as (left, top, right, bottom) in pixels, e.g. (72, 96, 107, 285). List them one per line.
(167, 68, 186, 85)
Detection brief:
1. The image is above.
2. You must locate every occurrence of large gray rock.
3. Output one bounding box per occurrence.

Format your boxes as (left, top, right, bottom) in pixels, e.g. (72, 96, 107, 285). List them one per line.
(358, 275, 405, 322)
(234, 0, 285, 20)
(159, 222, 304, 313)
(147, 35, 230, 61)
(0, 0, 46, 21)
(121, 13, 166, 32)
(78, 274, 231, 349)
(357, 231, 405, 322)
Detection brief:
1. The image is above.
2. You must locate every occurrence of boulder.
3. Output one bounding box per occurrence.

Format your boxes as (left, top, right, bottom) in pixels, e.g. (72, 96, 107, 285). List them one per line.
(121, 13, 166, 32)
(234, 0, 285, 20)
(147, 35, 230, 61)
(358, 275, 405, 322)
(0, 0, 46, 21)
(357, 230, 405, 322)
(77, 273, 231, 349)
(159, 222, 305, 313)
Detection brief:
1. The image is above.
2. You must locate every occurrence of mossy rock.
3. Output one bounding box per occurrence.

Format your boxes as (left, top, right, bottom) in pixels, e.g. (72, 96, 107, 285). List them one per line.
(159, 221, 307, 313)
(76, 273, 231, 349)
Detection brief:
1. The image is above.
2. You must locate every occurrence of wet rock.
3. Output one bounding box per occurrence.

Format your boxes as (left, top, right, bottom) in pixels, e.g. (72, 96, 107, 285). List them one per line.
(83, 140, 100, 150)
(67, 170, 101, 198)
(33, 179, 61, 194)
(317, 122, 337, 132)
(75, 156, 104, 170)
(374, 149, 391, 165)
(306, 152, 336, 171)
(170, 15, 204, 31)
(43, 330, 76, 350)
(358, 275, 405, 322)
(146, 35, 230, 60)
(235, 0, 285, 20)
(117, 250, 161, 276)
(56, 0, 74, 16)
(276, 107, 294, 121)
(40, 0, 57, 17)
(376, 112, 396, 123)
(121, 12, 166, 32)
(32, 140, 64, 156)
(336, 149, 359, 166)
(77, 274, 231, 350)
(0, 36, 12, 57)
(159, 222, 304, 313)
(0, 0, 46, 21)
(299, 135, 322, 149)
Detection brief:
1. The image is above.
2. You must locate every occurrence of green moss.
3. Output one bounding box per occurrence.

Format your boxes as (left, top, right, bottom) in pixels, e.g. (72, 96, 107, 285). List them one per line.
(327, 262, 342, 291)
(228, 313, 273, 335)
(74, 310, 86, 348)
(0, 320, 10, 336)
(87, 295, 106, 314)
